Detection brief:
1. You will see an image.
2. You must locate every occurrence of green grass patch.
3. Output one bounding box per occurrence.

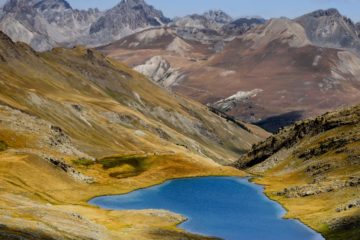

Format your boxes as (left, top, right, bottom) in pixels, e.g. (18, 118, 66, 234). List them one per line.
(0, 140, 8, 151)
(72, 158, 95, 166)
(97, 154, 149, 170)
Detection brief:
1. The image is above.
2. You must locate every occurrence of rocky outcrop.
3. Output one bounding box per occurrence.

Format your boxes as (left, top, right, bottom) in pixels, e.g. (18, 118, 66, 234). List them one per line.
(134, 56, 184, 88)
(171, 10, 234, 43)
(296, 8, 360, 54)
(46, 157, 94, 183)
(233, 106, 360, 169)
(327, 215, 360, 234)
(336, 199, 360, 213)
(212, 89, 263, 112)
(221, 17, 266, 35)
(172, 10, 233, 31)
(276, 177, 360, 198)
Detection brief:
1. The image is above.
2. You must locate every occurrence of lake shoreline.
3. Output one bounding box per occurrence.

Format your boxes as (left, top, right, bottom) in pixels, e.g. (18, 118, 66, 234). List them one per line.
(89, 176, 324, 240)
(249, 177, 326, 240)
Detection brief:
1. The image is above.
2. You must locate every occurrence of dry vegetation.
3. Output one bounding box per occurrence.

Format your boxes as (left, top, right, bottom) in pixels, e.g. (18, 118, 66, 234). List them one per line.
(234, 105, 360, 240)
(0, 31, 260, 239)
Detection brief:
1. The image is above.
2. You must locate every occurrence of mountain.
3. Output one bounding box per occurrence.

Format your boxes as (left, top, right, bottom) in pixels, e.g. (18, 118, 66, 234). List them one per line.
(87, 0, 170, 46)
(0, 1, 264, 51)
(172, 10, 233, 31)
(233, 105, 360, 240)
(296, 8, 360, 54)
(170, 11, 265, 44)
(101, 18, 360, 132)
(0, 31, 268, 239)
(0, 0, 101, 51)
(221, 17, 266, 35)
(0, 0, 170, 51)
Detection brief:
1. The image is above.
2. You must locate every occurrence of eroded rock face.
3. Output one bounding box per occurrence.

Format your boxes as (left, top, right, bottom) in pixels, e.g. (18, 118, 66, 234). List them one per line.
(296, 8, 360, 54)
(88, 0, 170, 46)
(0, 0, 169, 51)
(234, 108, 359, 169)
(172, 10, 233, 31)
(0, 0, 101, 51)
(221, 17, 266, 35)
(134, 56, 184, 88)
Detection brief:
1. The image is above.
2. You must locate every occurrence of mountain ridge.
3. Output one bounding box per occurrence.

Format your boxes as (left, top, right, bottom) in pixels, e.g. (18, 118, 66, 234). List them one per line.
(0, 30, 266, 239)
(296, 8, 360, 54)
(0, 0, 170, 50)
(101, 16, 360, 132)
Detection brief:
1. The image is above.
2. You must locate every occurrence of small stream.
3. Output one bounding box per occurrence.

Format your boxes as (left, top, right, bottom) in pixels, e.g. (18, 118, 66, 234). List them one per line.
(89, 177, 324, 240)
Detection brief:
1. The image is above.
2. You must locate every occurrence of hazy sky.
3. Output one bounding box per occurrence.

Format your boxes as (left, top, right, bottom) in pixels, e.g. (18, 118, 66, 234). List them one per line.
(1, 0, 359, 22)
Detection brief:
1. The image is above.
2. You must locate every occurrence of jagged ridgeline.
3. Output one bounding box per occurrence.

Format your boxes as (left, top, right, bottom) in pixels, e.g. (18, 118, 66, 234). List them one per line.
(0, 0, 171, 51)
(233, 105, 360, 240)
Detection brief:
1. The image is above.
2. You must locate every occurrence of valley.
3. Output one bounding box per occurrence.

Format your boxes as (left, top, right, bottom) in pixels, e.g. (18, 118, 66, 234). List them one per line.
(100, 17, 360, 132)
(0, 0, 359, 239)
(0, 30, 265, 239)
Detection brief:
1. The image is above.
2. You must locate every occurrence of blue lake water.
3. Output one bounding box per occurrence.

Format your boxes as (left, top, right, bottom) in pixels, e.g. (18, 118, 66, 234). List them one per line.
(89, 177, 324, 240)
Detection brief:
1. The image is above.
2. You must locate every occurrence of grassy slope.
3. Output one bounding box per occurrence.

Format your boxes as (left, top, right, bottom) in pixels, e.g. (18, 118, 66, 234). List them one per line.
(0, 32, 268, 239)
(234, 105, 360, 240)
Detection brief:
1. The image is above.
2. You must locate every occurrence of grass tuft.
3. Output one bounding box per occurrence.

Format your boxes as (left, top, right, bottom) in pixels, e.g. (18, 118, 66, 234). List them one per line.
(0, 140, 8, 151)
(72, 158, 95, 166)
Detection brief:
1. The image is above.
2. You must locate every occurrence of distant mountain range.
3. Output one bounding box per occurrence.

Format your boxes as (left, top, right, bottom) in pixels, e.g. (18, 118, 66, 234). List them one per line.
(0, 0, 170, 51)
(1, 1, 360, 54)
(100, 14, 360, 132)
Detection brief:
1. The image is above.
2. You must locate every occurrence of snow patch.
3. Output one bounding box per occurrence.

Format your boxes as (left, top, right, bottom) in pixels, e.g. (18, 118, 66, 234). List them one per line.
(213, 89, 263, 112)
(312, 55, 322, 66)
(220, 70, 236, 77)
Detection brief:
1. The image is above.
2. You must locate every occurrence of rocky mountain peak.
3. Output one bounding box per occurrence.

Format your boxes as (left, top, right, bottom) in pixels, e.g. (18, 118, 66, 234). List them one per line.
(2, 0, 33, 12)
(118, 0, 147, 7)
(203, 10, 233, 24)
(88, 0, 170, 46)
(296, 8, 360, 54)
(309, 8, 341, 18)
(2, 0, 72, 14)
(33, 0, 72, 11)
(221, 17, 266, 35)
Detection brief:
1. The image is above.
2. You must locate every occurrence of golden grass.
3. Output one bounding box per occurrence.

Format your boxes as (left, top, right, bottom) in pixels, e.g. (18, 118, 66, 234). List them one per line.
(0, 150, 245, 239)
(0, 40, 264, 239)
(251, 122, 360, 240)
